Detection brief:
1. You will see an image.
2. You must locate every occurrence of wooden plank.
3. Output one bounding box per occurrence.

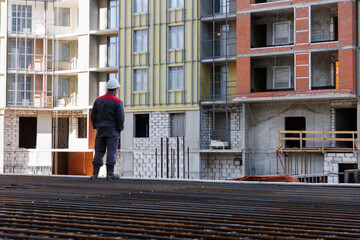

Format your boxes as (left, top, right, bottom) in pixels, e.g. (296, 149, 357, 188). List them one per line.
(279, 130, 357, 134)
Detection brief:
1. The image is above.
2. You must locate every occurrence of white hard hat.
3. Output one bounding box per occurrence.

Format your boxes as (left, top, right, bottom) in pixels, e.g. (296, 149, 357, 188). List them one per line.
(107, 79, 119, 89)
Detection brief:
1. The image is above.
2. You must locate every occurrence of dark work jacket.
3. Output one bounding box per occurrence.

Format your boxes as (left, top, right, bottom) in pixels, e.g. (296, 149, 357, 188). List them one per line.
(91, 92, 125, 137)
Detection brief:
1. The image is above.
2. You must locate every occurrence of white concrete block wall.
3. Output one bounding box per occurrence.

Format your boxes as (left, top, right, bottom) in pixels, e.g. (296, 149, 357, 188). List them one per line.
(201, 153, 243, 180)
(132, 112, 188, 178)
(4, 109, 89, 174)
(201, 105, 242, 149)
(324, 153, 357, 183)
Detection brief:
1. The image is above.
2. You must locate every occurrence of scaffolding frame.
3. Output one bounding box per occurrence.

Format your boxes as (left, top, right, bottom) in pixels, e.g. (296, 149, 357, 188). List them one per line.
(7, 0, 56, 108)
(199, 0, 240, 150)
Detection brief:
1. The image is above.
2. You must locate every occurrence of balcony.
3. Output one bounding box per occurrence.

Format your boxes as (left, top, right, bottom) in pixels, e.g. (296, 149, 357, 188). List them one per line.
(311, 51, 338, 90)
(251, 55, 294, 92)
(201, 22, 236, 60)
(311, 4, 338, 43)
(201, 64, 236, 102)
(201, 0, 236, 19)
(251, 10, 294, 48)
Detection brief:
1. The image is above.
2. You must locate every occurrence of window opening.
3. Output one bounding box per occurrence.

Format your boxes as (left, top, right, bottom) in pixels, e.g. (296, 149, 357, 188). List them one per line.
(273, 66, 290, 89)
(55, 42, 70, 62)
(19, 117, 37, 149)
(169, 0, 184, 8)
(134, 69, 148, 92)
(108, 36, 119, 67)
(273, 21, 290, 45)
(12, 5, 32, 33)
(52, 118, 69, 149)
(135, 114, 149, 138)
(169, 67, 184, 90)
(134, 0, 148, 13)
(169, 26, 184, 49)
(55, 7, 70, 27)
(338, 163, 358, 183)
(335, 108, 357, 148)
(134, 30, 148, 52)
(108, 0, 119, 29)
(78, 117, 87, 138)
(285, 117, 306, 148)
(170, 113, 185, 137)
(10, 76, 31, 106)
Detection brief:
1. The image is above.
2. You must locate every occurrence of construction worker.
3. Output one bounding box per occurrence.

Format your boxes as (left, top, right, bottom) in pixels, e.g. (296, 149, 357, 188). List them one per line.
(90, 79, 124, 180)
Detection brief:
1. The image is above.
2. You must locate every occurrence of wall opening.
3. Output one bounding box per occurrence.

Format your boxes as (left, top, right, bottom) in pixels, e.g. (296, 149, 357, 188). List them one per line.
(134, 114, 149, 138)
(19, 117, 37, 149)
(252, 68, 267, 92)
(285, 117, 305, 148)
(78, 117, 87, 138)
(335, 108, 356, 148)
(252, 24, 267, 48)
(52, 152, 93, 176)
(338, 163, 358, 183)
(212, 112, 230, 144)
(52, 118, 69, 149)
(170, 113, 185, 137)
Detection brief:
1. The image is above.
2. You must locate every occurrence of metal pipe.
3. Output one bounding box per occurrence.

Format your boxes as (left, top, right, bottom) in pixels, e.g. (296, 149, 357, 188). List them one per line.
(161, 137, 163, 178)
(177, 137, 179, 178)
(187, 146, 190, 179)
(166, 137, 169, 178)
(155, 148, 157, 178)
(183, 136, 185, 179)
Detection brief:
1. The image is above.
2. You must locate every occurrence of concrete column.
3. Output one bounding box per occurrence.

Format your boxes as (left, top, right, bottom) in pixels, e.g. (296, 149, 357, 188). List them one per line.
(0, 110, 4, 173)
(78, 72, 90, 107)
(120, 113, 134, 177)
(35, 113, 52, 168)
(358, 101, 360, 170)
(186, 110, 201, 179)
(98, 37, 108, 68)
(99, 1, 107, 30)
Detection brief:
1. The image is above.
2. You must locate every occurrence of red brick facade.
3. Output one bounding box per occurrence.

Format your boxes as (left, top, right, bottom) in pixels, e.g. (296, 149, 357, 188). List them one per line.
(234, 0, 356, 100)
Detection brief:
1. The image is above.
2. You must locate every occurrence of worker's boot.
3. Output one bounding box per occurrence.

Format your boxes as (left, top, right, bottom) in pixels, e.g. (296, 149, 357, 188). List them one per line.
(90, 164, 101, 180)
(106, 165, 120, 180)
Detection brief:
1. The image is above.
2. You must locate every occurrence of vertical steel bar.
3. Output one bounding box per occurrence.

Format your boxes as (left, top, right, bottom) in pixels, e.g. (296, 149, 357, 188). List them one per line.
(187, 146, 190, 179)
(155, 148, 157, 178)
(161, 137, 163, 178)
(177, 137, 180, 178)
(166, 137, 169, 178)
(171, 148, 174, 178)
(183, 136, 185, 179)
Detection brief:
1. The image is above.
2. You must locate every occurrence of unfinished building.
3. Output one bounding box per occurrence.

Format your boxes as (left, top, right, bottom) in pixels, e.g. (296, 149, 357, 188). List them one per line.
(1, 0, 119, 176)
(200, 0, 244, 180)
(235, 0, 358, 183)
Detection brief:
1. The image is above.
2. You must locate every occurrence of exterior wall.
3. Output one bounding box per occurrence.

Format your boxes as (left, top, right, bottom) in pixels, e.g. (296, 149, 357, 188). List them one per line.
(118, 0, 200, 109)
(0, 0, 6, 173)
(3, 109, 90, 174)
(324, 153, 357, 183)
(120, 111, 200, 178)
(235, 0, 357, 100)
(244, 101, 332, 175)
(201, 153, 243, 180)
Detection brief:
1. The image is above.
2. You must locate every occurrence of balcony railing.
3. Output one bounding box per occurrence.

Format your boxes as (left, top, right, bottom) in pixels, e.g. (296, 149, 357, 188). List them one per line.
(274, 130, 358, 153)
(201, 38, 236, 59)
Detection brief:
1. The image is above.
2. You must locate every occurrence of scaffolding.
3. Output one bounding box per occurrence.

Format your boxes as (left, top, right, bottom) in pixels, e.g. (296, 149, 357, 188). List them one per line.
(200, 0, 240, 150)
(6, 0, 57, 108)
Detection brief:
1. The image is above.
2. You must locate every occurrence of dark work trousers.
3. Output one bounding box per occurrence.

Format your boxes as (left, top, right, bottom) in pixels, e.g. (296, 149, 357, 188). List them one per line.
(93, 134, 119, 166)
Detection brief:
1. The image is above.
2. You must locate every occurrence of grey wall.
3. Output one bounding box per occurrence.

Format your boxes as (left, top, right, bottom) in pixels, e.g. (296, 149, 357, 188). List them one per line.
(311, 8, 331, 42)
(251, 55, 294, 90)
(252, 13, 294, 46)
(311, 51, 337, 88)
(244, 101, 331, 175)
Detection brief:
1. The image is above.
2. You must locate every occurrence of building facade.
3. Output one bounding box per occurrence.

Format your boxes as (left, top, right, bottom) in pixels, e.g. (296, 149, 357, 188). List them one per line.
(235, 0, 358, 183)
(1, 0, 120, 175)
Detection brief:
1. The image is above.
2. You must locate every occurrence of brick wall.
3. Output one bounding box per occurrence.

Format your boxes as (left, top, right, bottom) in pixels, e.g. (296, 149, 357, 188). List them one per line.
(132, 112, 187, 178)
(3, 109, 88, 175)
(201, 153, 243, 180)
(324, 153, 357, 183)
